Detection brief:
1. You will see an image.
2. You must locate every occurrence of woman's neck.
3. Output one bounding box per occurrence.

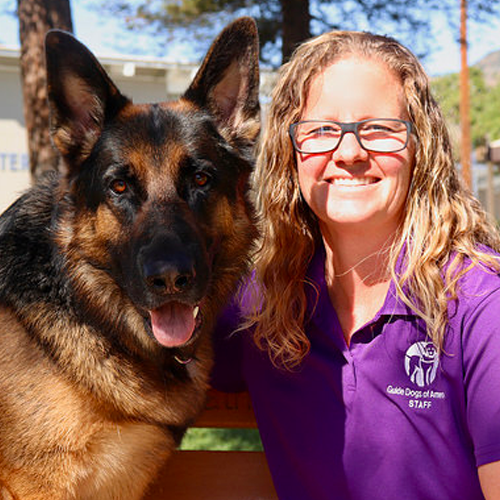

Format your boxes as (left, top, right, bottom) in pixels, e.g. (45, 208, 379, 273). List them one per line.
(320, 223, 397, 344)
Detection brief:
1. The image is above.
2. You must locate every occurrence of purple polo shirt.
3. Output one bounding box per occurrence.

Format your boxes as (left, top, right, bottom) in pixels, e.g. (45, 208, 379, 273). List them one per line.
(211, 247, 500, 500)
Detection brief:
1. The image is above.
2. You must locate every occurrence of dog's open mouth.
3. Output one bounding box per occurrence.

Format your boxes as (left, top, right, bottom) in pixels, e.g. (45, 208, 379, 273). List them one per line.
(146, 302, 201, 348)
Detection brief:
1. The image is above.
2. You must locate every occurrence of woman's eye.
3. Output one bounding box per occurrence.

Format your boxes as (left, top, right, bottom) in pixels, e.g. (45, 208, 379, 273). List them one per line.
(308, 125, 339, 137)
(110, 179, 128, 195)
(194, 172, 210, 187)
(364, 124, 391, 132)
(318, 126, 336, 133)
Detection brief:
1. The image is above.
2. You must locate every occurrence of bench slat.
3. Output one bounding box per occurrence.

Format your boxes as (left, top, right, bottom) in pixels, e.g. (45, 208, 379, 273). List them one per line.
(145, 450, 278, 499)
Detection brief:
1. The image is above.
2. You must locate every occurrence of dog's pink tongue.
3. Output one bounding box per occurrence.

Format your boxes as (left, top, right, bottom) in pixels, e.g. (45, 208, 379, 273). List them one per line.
(150, 303, 196, 347)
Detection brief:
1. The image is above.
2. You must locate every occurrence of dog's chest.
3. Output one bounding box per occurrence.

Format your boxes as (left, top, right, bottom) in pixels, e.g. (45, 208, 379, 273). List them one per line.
(72, 421, 174, 500)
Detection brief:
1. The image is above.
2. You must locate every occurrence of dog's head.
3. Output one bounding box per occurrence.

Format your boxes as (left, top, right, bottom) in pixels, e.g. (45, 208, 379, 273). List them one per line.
(45, 19, 259, 353)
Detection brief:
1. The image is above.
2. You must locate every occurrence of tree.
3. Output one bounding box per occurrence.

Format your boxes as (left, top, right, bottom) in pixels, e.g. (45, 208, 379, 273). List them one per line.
(17, 0, 73, 181)
(101, 0, 500, 65)
(432, 67, 500, 155)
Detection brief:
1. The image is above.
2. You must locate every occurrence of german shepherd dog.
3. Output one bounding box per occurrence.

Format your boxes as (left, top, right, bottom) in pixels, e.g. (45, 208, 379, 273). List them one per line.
(0, 18, 259, 499)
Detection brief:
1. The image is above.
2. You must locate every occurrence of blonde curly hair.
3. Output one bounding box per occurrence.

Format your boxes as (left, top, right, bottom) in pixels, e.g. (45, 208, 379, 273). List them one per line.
(246, 30, 500, 369)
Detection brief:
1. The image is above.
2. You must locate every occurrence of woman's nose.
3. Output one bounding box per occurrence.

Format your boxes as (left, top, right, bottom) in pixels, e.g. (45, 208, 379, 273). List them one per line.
(331, 131, 369, 164)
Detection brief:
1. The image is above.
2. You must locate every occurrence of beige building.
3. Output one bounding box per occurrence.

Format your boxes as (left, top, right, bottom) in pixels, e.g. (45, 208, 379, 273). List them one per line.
(0, 47, 29, 213)
(0, 46, 276, 213)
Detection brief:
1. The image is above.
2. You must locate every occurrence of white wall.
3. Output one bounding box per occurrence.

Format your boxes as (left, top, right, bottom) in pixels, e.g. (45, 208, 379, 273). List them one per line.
(0, 67, 30, 212)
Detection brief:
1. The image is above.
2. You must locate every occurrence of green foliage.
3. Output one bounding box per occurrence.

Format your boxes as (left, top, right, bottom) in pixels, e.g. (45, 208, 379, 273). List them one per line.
(180, 428, 264, 451)
(473, 81, 500, 146)
(431, 67, 500, 152)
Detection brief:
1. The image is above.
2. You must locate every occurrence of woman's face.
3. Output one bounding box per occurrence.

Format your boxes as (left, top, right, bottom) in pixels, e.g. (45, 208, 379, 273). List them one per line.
(295, 57, 414, 238)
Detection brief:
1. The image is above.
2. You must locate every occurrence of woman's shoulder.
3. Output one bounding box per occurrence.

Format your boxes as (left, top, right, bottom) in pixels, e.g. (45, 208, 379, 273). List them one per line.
(451, 247, 500, 310)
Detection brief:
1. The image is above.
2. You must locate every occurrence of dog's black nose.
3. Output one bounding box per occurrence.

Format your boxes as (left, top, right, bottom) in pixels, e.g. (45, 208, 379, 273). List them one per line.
(143, 258, 196, 295)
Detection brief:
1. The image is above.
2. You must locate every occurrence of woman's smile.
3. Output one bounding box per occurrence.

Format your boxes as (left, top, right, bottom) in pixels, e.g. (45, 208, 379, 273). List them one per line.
(325, 176, 381, 188)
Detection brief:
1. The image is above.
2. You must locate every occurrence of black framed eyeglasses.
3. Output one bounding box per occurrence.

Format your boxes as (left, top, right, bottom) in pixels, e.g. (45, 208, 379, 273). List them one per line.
(289, 118, 413, 154)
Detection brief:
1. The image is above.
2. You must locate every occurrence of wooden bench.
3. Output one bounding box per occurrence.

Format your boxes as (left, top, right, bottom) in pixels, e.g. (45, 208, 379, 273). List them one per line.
(145, 389, 278, 499)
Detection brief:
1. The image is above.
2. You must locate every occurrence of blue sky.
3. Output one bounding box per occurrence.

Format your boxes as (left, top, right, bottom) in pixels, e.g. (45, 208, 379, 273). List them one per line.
(1, 1, 500, 76)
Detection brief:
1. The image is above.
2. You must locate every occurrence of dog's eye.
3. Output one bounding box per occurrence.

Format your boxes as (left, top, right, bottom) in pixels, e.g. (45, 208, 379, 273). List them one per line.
(194, 172, 210, 187)
(110, 179, 128, 195)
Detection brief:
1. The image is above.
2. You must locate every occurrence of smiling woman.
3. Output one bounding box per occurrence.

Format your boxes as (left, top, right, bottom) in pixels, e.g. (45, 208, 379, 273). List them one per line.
(211, 29, 500, 500)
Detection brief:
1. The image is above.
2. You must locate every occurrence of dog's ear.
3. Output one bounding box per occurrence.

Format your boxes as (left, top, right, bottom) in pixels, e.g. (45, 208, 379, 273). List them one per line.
(45, 30, 129, 166)
(183, 17, 260, 144)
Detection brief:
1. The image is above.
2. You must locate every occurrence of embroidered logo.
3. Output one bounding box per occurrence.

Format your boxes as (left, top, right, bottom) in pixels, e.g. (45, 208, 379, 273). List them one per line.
(404, 341, 439, 387)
